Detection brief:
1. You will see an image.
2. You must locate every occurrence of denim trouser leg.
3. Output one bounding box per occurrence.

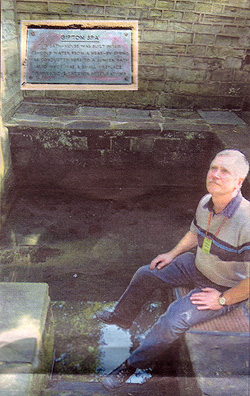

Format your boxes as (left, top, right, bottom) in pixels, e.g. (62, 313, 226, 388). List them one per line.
(114, 265, 170, 323)
(114, 252, 226, 324)
(111, 252, 233, 369)
(127, 289, 232, 369)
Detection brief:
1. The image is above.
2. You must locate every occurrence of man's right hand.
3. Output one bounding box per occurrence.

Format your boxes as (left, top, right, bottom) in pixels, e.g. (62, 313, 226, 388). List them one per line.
(150, 231, 197, 270)
(150, 252, 175, 270)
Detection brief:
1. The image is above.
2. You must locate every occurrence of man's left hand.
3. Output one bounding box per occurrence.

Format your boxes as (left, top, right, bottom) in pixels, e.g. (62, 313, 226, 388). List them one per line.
(190, 288, 222, 310)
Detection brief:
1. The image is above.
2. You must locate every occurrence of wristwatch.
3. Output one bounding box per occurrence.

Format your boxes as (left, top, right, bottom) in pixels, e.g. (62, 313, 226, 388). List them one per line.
(219, 294, 227, 306)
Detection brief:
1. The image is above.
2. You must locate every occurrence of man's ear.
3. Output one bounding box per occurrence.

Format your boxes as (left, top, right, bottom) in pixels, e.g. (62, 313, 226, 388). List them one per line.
(237, 177, 244, 189)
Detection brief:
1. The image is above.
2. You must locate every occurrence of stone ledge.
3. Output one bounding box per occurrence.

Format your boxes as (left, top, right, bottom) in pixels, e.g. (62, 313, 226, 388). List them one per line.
(5, 101, 210, 134)
(175, 287, 250, 396)
(0, 283, 54, 396)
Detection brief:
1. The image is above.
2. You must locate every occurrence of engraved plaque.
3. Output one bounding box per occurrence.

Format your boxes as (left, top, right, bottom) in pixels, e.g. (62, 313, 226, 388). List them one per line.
(21, 21, 138, 90)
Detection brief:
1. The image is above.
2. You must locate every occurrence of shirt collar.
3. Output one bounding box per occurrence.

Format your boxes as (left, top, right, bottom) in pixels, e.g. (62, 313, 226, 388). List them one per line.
(203, 191, 243, 218)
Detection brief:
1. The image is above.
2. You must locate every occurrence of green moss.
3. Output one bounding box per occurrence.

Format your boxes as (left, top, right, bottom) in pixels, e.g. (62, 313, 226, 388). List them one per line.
(34, 306, 55, 375)
(185, 132, 195, 140)
(51, 301, 114, 374)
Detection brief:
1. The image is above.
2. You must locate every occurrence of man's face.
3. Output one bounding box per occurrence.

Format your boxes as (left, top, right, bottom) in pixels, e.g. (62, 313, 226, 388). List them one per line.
(206, 155, 242, 197)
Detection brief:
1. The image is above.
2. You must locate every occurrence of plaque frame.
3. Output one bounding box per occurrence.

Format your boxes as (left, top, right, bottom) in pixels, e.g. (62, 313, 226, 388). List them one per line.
(21, 20, 138, 90)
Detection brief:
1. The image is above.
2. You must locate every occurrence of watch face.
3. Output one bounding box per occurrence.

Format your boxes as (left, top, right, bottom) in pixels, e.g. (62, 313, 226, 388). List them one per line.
(219, 296, 226, 305)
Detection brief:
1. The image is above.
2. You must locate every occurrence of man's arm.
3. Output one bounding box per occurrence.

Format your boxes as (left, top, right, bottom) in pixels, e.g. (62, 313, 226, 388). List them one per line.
(150, 230, 198, 270)
(223, 277, 250, 305)
(190, 277, 250, 310)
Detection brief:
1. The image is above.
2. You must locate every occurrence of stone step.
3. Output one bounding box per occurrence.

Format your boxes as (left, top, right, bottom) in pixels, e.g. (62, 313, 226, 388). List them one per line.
(41, 375, 183, 396)
(0, 282, 54, 396)
(6, 102, 209, 132)
(175, 288, 250, 396)
(41, 380, 109, 396)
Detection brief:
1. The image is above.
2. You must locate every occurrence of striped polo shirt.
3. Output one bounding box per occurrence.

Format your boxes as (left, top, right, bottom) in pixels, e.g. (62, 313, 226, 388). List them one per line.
(190, 192, 250, 287)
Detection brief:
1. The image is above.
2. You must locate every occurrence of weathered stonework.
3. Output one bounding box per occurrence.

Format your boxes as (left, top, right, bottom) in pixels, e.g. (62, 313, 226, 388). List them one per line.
(5, 102, 222, 199)
(0, 283, 54, 396)
(0, 0, 249, 109)
(1, 0, 22, 121)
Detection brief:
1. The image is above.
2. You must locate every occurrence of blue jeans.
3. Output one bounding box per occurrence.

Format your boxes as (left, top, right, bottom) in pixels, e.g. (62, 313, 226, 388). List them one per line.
(113, 252, 236, 369)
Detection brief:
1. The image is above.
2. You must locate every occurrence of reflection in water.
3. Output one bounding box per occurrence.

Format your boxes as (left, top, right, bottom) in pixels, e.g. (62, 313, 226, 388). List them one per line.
(99, 324, 132, 374)
(99, 323, 152, 384)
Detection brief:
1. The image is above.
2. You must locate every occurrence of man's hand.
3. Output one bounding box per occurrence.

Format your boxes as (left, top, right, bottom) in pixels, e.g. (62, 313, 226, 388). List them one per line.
(190, 288, 223, 310)
(150, 231, 198, 271)
(150, 252, 175, 270)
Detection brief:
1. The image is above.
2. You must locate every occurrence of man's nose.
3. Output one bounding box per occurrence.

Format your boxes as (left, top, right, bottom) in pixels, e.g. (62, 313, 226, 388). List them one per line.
(211, 169, 220, 178)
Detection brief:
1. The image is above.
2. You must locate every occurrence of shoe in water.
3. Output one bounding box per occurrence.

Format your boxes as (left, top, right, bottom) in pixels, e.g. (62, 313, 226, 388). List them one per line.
(102, 361, 136, 391)
(96, 310, 131, 329)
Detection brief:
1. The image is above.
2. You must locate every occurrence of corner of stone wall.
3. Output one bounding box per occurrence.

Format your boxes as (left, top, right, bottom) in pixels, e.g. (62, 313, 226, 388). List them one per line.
(1, 0, 23, 121)
(0, 120, 16, 230)
(1, 0, 24, 228)
(30, 304, 55, 396)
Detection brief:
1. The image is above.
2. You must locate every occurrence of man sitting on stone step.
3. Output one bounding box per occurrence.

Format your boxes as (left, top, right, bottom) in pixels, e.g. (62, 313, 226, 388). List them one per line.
(97, 149, 250, 391)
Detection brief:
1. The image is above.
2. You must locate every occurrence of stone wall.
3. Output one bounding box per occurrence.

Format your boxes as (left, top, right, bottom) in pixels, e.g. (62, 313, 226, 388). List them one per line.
(6, 103, 220, 199)
(1, 0, 23, 226)
(15, 0, 250, 109)
(8, 124, 216, 200)
(2, 0, 23, 121)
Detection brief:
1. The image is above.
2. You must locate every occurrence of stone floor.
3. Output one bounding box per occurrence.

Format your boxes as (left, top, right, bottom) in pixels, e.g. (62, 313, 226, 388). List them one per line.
(0, 174, 203, 395)
(1, 185, 200, 301)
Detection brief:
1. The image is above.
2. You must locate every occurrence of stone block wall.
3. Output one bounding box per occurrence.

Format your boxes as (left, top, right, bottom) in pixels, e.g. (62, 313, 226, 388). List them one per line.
(13, 0, 250, 109)
(1, 0, 23, 121)
(7, 122, 218, 199)
(1, 0, 23, 226)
